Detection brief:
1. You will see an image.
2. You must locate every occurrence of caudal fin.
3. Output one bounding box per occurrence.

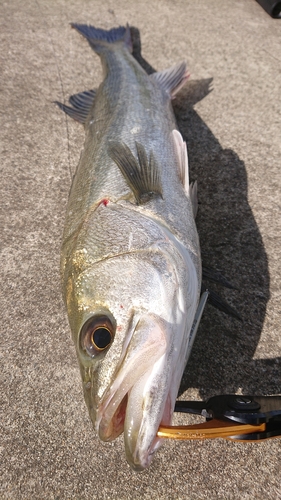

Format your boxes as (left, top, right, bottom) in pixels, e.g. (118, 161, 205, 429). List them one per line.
(71, 23, 132, 53)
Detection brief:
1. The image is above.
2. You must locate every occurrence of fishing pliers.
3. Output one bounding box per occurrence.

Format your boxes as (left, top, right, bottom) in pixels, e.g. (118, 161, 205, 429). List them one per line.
(157, 290, 281, 441)
(158, 394, 281, 441)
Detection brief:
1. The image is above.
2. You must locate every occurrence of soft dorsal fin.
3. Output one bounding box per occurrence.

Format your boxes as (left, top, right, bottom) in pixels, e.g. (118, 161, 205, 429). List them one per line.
(150, 62, 189, 98)
(55, 89, 96, 124)
(108, 142, 163, 204)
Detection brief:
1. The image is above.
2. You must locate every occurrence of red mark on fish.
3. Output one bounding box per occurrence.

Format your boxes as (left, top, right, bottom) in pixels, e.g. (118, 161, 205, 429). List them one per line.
(98, 199, 109, 207)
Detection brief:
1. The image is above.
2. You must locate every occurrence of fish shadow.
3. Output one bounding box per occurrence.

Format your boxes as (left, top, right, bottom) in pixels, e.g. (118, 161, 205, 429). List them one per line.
(173, 81, 281, 398)
(130, 21, 280, 397)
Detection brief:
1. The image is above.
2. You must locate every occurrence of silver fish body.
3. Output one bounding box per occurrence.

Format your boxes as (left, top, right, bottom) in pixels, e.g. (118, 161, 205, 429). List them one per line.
(60, 25, 201, 470)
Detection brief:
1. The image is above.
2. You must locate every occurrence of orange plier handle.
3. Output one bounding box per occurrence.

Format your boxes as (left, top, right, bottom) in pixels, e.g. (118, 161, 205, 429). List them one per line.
(157, 419, 266, 440)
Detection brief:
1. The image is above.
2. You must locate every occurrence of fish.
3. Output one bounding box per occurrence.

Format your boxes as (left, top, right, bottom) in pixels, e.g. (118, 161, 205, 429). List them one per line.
(57, 23, 201, 471)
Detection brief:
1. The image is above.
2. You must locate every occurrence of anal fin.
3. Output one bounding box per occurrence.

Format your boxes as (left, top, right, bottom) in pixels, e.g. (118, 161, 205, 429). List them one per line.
(55, 89, 96, 124)
(109, 142, 163, 204)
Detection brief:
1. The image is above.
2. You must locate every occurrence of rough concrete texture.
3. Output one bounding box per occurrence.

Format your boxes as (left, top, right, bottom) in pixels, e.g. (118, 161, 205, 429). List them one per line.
(1, 0, 281, 498)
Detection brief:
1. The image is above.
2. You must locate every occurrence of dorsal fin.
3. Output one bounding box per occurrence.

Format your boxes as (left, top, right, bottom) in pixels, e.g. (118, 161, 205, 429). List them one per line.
(150, 62, 189, 98)
(108, 142, 163, 204)
(54, 89, 96, 124)
(189, 181, 198, 218)
(202, 286, 242, 321)
(202, 265, 237, 289)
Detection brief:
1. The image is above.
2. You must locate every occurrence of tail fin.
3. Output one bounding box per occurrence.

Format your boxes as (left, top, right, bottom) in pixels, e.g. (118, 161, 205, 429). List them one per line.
(71, 23, 132, 53)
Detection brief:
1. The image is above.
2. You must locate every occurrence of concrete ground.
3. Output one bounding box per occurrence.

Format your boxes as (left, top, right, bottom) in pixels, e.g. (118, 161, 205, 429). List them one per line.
(1, 0, 280, 498)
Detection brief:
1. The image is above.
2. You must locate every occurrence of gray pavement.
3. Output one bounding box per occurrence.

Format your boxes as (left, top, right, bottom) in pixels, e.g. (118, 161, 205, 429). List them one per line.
(1, 0, 281, 498)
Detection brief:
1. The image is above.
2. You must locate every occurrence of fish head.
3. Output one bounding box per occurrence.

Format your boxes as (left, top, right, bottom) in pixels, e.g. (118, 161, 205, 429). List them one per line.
(62, 205, 199, 470)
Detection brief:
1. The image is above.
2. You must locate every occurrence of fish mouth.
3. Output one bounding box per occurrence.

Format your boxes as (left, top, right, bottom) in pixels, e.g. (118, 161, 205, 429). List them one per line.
(96, 372, 173, 471)
(97, 391, 129, 442)
(95, 314, 172, 470)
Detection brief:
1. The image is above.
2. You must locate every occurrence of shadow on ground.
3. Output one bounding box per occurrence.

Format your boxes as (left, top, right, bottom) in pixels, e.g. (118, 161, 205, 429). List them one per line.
(173, 82, 281, 398)
(64, 26, 280, 400)
(132, 25, 280, 398)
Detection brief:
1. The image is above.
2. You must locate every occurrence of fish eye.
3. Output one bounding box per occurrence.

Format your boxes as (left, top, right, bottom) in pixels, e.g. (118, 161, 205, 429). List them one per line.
(80, 315, 115, 357)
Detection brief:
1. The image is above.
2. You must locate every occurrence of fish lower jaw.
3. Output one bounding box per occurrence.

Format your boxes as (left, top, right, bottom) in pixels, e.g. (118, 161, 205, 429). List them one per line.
(97, 390, 173, 471)
(124, 392, 173, 471)
(98, 401, 162, 471)
(95, 374, 174, 470)
(124, 432, 163, 472)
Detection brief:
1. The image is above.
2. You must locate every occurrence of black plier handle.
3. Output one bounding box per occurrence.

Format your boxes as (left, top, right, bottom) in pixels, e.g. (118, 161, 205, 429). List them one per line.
(157, 395, 281, 441)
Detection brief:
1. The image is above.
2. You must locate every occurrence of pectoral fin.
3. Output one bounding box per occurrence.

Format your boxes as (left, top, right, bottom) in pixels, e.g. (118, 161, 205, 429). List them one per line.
(109, 142, 163, 204)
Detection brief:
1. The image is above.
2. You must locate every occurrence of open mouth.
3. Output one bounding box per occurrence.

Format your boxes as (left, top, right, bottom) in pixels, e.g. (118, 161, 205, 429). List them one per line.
(92, 309, 193, 469)
(98, 392, 129, 441)
(96, 367, 151, 441)
(96, 366, 173, 470)
(96, 312, 168, 443)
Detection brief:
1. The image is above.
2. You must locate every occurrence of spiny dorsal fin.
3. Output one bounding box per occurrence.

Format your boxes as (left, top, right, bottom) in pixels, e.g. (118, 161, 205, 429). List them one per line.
(150, 62, 189, 98)
(201, 265, 241, 320)
(189, 181, 198, 218)
(108, 142, 163, 205)
(202, 265, 237, 290)
(202, 286, 242, 321)
(55, 89, 96, 124)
